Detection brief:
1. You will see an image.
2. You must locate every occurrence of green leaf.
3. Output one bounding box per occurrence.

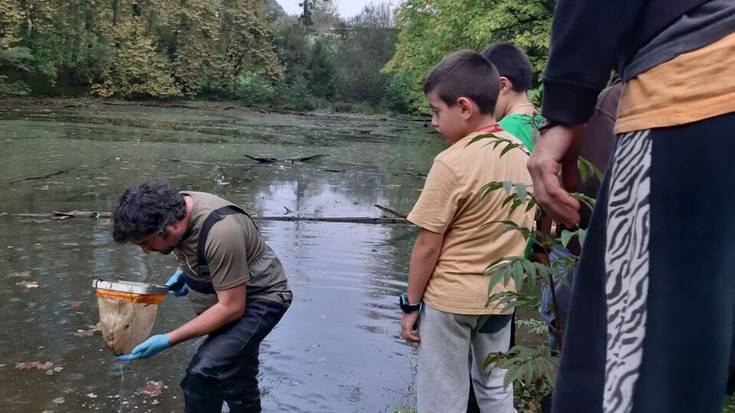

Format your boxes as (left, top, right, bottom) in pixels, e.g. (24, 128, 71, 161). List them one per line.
(578, 155, 604, 183)
(570, 192, 596, 210)
(509, 198, 523, 214)
(479, 181, 504, 197)
(511, 260, 524, 291)
(500, 142, 519, 157)
(467, 133, 500, 146)
(578, 228, 587, 246)
(560, 229, 574, 248)
(577, 157, 588, 183)
(501, 193, 515, 208)
(521, 259, 537, 285)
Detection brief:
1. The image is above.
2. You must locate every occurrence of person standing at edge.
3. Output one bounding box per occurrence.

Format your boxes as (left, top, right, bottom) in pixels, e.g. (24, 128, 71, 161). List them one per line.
(400, 49, 535, 412)
(481, 42, 544, 152)
(112, 180, 292, 413)
(528, 0, 735, 411)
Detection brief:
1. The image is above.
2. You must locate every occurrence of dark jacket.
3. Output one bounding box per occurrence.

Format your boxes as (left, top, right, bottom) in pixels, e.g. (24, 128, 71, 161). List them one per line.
(541, 0, 709, 125)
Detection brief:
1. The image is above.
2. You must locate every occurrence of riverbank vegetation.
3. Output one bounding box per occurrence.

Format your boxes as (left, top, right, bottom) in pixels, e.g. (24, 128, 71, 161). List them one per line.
(0, 0, 553, 115)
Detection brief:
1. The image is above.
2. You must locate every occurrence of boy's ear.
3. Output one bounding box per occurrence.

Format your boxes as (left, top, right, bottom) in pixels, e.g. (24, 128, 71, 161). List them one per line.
(499, 76, 513, 94)
(456, 97, 474, 119)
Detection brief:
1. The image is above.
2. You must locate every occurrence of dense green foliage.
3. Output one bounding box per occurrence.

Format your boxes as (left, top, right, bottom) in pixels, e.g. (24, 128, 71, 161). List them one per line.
(0, 0, 400, 112)
(384, 0, 554, 113)
(1, 0, 553, 114)
(0, 0, 283, 98)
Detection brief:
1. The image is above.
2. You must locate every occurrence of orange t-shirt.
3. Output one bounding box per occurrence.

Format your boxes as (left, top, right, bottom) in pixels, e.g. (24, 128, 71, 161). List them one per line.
(407, 131, 535, 315)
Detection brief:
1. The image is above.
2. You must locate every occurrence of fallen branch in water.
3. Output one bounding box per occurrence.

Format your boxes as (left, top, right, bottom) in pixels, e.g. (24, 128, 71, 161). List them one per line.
(10, 168, 76, 183)
(374, 204, 407, 219)
(12, 211, 409, 225)
(254, 216, 406, 224)
(244, 154, 327, 164)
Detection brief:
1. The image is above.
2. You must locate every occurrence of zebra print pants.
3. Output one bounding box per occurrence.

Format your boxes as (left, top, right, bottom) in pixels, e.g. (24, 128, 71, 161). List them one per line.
(552, 112, 735, 413)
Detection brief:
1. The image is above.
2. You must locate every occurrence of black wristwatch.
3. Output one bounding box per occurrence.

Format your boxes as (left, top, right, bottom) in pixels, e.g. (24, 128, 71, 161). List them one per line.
(399, 293, 423, 313)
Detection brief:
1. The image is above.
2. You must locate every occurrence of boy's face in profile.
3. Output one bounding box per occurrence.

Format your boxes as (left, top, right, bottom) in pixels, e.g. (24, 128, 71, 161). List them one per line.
(427, 91, 468, 144)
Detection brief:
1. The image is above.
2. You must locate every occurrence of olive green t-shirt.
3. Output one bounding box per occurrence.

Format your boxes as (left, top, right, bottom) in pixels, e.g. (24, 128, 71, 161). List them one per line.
(498, 114, 544, 152)
(173, 192, 292, 314)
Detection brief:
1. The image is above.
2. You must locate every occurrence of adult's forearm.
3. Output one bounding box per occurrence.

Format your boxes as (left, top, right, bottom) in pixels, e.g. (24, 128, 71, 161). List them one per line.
(167, 300, 245, 345)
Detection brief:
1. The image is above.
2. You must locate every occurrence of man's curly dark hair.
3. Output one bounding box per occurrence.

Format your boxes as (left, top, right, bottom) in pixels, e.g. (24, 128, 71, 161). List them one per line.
(112, 180, 186, 243)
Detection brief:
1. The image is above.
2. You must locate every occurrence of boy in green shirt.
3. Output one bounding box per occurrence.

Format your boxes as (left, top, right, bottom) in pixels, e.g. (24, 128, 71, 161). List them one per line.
(481, 42, 543, 151)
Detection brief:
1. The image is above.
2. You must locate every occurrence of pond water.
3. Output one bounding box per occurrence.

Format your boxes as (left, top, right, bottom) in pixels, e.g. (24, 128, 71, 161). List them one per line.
(0, 100, 443, 412)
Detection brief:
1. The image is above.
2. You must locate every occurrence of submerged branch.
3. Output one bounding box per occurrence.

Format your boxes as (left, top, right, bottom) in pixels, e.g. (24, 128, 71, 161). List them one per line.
(11, 211, 409, 225)
(244, 154, 327, 164)
(374, 204, 407, 219)
(10, 168, 76, 183)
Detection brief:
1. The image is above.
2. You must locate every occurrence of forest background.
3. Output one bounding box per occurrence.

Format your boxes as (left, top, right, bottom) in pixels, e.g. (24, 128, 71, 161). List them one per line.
(0, 0, 555, 114)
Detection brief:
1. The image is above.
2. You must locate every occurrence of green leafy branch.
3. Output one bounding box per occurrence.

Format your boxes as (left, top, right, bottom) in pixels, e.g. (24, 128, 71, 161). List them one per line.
(479, 180, 536, 215)
(485, 219, 532, 240)
(484, 256, 549, 305)
(484, 344, 559, 388)
(577, 156, 604, 184)
(559, 227, 587, 249)
(467, 133, 527, 157)
(570, 192, 595, 211)
(486, 282, 542, 312)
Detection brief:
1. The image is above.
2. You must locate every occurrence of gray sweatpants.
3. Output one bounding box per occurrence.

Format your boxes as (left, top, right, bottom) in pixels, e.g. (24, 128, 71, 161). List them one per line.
(417, 304, 516, 413)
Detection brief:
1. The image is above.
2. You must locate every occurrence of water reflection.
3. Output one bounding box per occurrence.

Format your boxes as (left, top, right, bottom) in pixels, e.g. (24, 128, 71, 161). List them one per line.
(0, 101, 441, 412)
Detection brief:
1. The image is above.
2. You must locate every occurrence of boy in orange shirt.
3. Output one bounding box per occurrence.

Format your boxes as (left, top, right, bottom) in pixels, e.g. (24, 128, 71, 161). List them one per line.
(399, 50, 534, 412)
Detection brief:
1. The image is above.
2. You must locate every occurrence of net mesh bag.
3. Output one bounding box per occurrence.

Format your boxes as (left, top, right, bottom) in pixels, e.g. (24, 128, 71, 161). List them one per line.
(93, 280, 167, 355)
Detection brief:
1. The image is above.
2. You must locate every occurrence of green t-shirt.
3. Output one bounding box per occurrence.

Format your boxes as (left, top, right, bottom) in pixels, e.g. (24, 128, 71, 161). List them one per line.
(499, 114, 544, 152)
(498, 114, 544, 259)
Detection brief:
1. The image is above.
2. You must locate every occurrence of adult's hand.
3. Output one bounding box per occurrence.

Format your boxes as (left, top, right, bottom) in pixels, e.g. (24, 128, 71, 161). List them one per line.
(527, 125, 585, 227)
(115, 334, 170, 361)
(400, 312, 420, 343)
(165, 268, 188, 297)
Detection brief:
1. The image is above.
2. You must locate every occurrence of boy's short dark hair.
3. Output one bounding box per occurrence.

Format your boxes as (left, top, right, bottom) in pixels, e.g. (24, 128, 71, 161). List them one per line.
(480, 42, 533, 92)
(423, 49, 500, 115)
(112, 180, 186, 243)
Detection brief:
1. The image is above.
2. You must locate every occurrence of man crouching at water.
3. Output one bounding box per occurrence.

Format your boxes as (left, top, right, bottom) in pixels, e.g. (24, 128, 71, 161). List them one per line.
(112, 180, 292, 412)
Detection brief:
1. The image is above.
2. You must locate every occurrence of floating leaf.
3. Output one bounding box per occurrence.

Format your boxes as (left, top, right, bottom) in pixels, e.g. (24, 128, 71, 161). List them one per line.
(73, 329, 95, 337)
(16, 281, 39, 288)
(137, 380, 164, 397)
(36, 362, 53, 370)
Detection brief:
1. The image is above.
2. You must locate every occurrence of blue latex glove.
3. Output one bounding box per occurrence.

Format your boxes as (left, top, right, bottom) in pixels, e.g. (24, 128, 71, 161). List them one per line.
(165, 268, 188, 297)
(115, 334, 170, 361)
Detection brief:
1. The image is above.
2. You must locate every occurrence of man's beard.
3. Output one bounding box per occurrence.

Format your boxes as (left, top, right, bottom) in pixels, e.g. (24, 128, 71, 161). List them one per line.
(158, 229, 183, 255)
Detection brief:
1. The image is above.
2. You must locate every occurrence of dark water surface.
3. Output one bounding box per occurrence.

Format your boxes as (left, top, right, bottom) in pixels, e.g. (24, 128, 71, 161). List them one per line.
(0, 100, 442, 412)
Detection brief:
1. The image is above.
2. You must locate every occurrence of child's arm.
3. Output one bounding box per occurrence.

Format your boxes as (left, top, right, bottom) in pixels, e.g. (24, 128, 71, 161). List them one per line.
(401, 228, 444, 342)
(407, 228, 444, 303)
